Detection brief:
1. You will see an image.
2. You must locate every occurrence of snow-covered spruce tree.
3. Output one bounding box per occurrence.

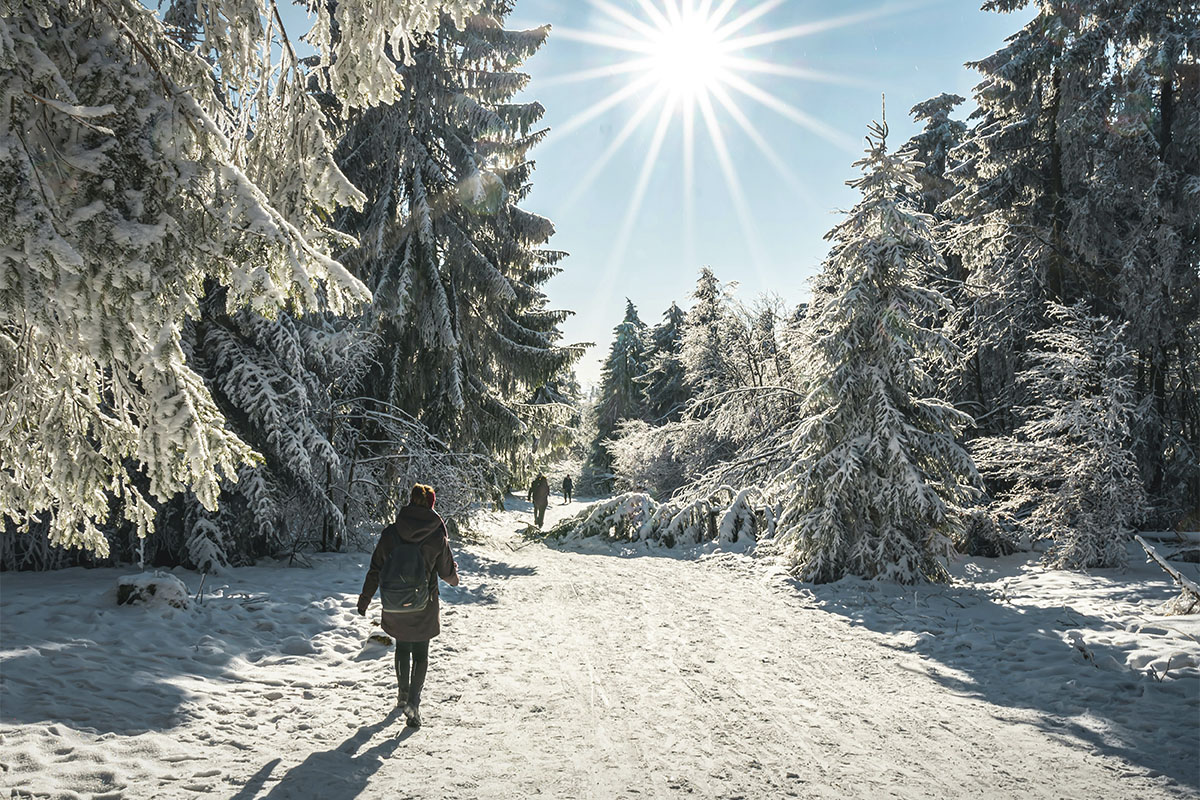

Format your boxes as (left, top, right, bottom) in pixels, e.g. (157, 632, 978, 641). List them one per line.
(900, 94, 976, 422)
(680, 267, 736, 403)
(583, 300, 649, 491)
(333, 2, 575, 463)
(0, 0, 478, 557)
(946, 0, 1199, 517)
(190, 301, 373, 557)
(771, 120, 981, 584)
(1091, 0, 1199, 520)
(941, 0, 1090, 438)
(974, 302, 1148, 569)
(902, 93, 967, 217)
(640, 302, 689, 424)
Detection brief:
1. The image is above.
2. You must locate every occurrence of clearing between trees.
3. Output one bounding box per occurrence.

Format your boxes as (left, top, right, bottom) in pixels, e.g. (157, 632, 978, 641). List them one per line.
(2, 500, 1197, 799)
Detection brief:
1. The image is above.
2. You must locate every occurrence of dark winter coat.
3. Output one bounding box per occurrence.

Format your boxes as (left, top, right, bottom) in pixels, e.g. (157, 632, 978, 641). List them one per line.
(529, 476, 550, 509)
(562, 476, 573, 495)
(358, 504, 459, 642)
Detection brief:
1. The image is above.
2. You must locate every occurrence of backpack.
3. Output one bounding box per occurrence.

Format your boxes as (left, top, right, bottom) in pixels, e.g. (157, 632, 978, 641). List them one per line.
(380, 539, 433, 614)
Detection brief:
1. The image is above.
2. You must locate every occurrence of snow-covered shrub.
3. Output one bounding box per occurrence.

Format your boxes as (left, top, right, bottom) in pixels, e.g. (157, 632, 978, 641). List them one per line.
(185, 517, 227, 575)
(546, 493, 658, 543)
(645, 495, 719, 546)
(607, 420, 690, 498)
(717, 488, 768, 543)
(546, 489, 770, 548)
(974, 303, 1148, 569)
(116, 573, 190, 610)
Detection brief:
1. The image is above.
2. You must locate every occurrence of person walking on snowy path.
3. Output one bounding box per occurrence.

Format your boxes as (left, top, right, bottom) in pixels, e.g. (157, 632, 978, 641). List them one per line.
(528, 474, 550, 527)
(562, 475, 573, 504)
(358, 484, 459, 730)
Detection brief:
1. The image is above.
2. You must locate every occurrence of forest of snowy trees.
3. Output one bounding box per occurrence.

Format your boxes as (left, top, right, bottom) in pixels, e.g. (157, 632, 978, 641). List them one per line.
(573, 1, 1198, 582)
(0, 0, 580, 570)
(1, 0, 1196, 585)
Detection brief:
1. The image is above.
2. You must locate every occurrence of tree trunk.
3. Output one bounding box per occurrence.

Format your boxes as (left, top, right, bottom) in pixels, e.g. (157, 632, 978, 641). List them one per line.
(1046, 65, 1068, 301)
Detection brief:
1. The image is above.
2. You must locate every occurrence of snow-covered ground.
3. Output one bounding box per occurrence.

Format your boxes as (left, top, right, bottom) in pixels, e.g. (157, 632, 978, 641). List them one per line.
(2, 499, 1198, 799)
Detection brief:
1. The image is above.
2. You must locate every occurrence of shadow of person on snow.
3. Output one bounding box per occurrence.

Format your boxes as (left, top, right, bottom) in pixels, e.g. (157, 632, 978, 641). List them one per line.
(795, 562, 1199, 792)
(229, 708, 414, 800)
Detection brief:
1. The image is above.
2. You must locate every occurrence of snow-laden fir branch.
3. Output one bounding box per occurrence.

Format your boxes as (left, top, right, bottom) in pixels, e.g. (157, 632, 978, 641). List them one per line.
(0, 0, 479, 554)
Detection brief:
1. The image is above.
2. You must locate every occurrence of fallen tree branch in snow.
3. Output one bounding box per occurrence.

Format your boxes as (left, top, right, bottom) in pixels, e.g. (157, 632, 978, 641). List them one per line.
(1136, 535, 1200, 615)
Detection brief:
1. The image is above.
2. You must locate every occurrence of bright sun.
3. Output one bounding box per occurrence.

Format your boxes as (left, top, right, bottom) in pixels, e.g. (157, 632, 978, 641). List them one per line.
(647, 15, 729, 99)
(546, 0, 897, 285)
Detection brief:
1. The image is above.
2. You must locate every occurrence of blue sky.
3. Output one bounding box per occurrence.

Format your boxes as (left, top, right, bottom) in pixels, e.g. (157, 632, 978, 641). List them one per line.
(503, 0, 1031, 386)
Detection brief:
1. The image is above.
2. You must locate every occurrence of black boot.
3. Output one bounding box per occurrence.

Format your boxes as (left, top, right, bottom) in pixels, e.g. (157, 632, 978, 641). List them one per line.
(406, 657, 427, 728)
(394, 647, 410, 709)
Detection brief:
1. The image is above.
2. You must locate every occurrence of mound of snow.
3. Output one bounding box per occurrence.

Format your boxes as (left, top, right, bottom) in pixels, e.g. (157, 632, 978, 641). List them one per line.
(115, 572, 190, 610)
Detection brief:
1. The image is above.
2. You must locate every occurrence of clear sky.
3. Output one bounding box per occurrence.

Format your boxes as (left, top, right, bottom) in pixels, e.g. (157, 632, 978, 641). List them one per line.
(500, 0, 1031, 387)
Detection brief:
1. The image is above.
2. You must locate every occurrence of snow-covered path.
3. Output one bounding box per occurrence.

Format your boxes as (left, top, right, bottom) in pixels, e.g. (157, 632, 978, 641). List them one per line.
(2, 500, 1198, 799)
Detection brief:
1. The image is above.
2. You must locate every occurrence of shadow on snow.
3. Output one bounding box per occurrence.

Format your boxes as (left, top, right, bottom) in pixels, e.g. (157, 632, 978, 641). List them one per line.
(0, 547, 533, 735)
(794, 558, 1199, 792)
(228, 708, 414, 800)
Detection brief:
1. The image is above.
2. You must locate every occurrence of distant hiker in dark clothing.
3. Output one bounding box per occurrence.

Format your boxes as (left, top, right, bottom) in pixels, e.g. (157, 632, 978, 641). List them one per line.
(358, 483, 459, 729)
(528, 473, 550, 528)
(562, 475, 573, 504)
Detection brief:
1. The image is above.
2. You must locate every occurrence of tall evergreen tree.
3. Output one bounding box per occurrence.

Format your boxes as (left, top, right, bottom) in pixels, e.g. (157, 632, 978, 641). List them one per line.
(903, 93, 967, 217)
(946, 0, 1199, 517)
(901, 94, 974, 413)
(680, 267, 734, 403)
(584, 300, 649, 490)
(941, 1, 1083, 436)
(974, 302, 1148, 568)
(773, 120, 980, 584)
(640, 303, 689, 424)
(1093, 0, 1199, 517)
(334, 2, 575, 459)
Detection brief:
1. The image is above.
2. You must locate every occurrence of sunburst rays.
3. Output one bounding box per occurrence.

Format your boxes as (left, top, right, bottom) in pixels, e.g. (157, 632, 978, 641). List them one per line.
(543, 0, 896, 302)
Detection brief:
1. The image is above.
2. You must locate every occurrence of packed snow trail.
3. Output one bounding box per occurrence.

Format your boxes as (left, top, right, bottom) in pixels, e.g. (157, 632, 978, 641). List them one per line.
(2, 500, 1197, 799)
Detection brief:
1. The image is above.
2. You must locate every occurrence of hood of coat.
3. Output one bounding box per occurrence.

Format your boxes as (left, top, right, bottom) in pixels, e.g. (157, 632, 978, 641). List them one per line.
(392, 503, 446, 543)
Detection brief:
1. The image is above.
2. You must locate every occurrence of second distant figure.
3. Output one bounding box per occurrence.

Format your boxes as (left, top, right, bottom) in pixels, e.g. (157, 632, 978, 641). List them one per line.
(562, 475, 573, 504)
(529, 473, 550, 528)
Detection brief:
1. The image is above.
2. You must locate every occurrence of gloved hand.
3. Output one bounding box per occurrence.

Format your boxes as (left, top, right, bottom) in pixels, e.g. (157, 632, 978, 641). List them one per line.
(356, 598, 368, 616)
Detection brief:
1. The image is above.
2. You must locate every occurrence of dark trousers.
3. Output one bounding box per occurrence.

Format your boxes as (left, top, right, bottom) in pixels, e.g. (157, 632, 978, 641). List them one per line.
(395, 640, 430, 706)
(534, 503, 547, 527)
(563, 487, 572, 503)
